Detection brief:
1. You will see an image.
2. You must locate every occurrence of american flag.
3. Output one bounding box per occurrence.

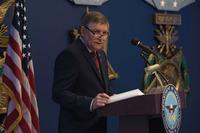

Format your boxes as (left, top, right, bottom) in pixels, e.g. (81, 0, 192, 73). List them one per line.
(2, 0, 40, 132)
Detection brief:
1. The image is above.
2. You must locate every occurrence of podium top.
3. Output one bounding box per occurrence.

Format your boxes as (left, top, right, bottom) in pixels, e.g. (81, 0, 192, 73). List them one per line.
(97, 92, 186, 117)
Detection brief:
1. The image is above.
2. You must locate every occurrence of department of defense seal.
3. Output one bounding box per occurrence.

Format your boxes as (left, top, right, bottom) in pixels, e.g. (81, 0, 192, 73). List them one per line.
(162, 84, 181, 133)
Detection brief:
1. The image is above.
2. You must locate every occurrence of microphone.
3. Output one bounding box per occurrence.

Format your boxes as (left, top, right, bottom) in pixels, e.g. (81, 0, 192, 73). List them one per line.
(131, 38, 154, 54)
(131, 38, 168, 84)
(131, 38, 161, 61)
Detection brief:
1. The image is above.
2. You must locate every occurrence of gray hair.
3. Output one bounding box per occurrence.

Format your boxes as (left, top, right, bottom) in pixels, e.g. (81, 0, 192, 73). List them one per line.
(80, 11, 109, 27)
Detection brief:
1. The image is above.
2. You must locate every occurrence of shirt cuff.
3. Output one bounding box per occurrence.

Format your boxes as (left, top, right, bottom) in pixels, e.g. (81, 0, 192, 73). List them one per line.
(90, 99, 94, 111)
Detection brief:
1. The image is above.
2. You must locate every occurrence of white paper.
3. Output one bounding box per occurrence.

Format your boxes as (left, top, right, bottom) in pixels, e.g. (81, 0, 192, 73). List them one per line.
(107, 89, 144, 104)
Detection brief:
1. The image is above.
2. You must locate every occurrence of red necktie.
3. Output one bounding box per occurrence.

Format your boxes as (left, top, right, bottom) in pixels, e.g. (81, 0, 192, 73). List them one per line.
(91, 51, 100, 70)
(91, 52, 103, 80)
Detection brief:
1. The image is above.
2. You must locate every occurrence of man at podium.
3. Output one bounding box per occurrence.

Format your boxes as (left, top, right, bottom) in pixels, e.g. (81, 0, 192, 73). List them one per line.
(52, 11, 112, 133)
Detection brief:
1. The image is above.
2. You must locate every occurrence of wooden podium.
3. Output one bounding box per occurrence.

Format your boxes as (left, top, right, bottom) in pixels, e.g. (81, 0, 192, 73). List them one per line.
(97, 92, 186, 133)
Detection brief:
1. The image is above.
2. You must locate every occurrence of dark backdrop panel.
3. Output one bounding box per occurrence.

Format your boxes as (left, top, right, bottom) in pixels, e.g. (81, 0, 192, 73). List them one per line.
(24, 0, 200, 132)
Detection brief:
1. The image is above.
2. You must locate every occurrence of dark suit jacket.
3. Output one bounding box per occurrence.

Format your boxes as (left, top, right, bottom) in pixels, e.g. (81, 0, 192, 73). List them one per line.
(52, 39, 112, 133)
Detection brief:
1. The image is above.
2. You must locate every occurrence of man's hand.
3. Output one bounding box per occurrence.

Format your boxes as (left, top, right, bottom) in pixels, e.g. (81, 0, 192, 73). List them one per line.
(91, 93, 110, 111)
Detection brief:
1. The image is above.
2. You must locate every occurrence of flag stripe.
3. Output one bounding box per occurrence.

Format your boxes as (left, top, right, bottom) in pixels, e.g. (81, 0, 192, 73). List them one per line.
(21, 86, 39, 131)
(10, 25, 22, 50)
(5, 55, 23, 84)
(2, 75, 21, 104)
(21, 70, 40, 131)
(9, 36, 22, 58)
(4, 109, 20, 128)
(28, 64, 36, 93)
(6, 45, 22, 70)
(18, 117, 31, 132)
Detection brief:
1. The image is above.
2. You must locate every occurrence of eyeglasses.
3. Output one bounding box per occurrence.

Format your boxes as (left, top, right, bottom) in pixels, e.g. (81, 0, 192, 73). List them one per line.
(84, 26, 110, 38)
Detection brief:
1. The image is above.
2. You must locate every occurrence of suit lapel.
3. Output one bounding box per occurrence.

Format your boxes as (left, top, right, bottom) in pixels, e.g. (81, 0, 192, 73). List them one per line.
(78, 41, 105, 87)
(97, 51, 108, 89)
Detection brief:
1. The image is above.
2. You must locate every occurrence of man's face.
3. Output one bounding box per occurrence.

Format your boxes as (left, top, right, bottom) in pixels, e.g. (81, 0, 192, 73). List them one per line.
(81, 22, 109, 51)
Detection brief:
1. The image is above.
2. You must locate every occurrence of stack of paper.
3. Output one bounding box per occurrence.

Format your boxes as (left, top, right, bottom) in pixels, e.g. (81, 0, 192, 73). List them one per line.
(107, 89, 144, 104)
